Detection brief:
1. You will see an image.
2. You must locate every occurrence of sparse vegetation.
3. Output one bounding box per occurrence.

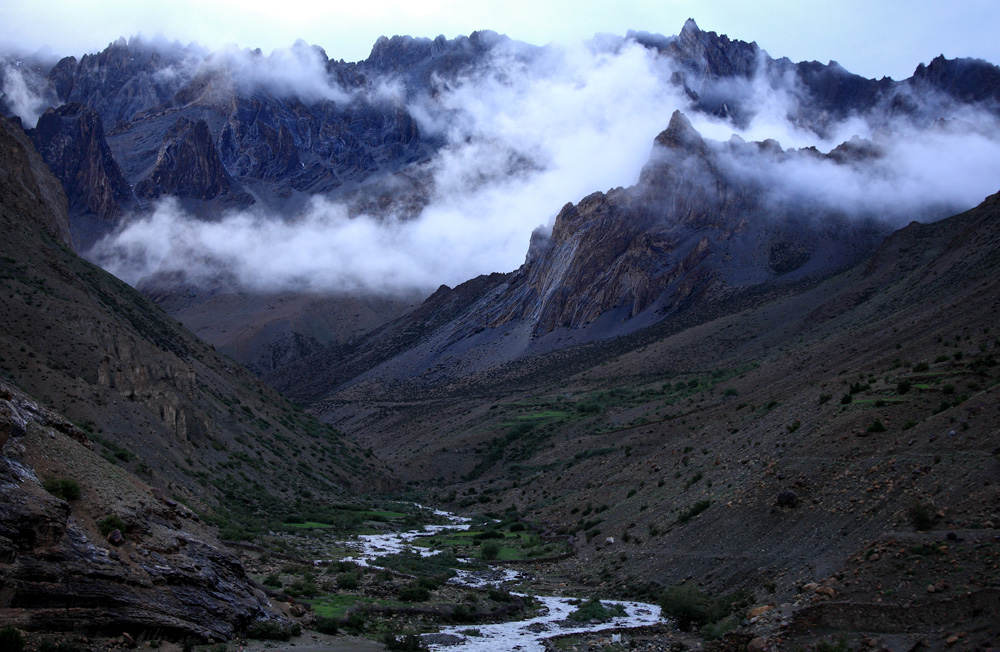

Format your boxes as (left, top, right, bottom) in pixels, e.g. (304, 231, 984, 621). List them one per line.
(677, 500, 712, 524)
(908, 501, 938, 531)
(96, 514, 127, 536)
(245, 620, 301, 641)
(42, 477, 80, 501)
(0, 626, 25, 652)
(658, 585, 752, 632)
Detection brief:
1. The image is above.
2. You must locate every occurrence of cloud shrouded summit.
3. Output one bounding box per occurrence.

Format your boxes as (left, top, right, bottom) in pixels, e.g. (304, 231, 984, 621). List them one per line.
(10, 25, 1000, 296)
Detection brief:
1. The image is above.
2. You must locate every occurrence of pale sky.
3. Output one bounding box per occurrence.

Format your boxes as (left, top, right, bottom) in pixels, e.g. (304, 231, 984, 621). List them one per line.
(1, 0, 999, 80)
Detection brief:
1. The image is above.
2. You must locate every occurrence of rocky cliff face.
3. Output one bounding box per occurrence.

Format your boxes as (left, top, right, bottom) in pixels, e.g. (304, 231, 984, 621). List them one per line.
(0, 381, 288, 640)
(26, 33, 493, 225)
(466, 111, 885, 334)
(135, 117, 253, 206)
(28, 103, 137, 246)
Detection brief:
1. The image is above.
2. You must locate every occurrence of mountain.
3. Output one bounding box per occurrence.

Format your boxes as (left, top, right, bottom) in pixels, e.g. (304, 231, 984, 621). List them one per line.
(295, 178, 1000, 644)
(254, 88, 1000, 645)
(0, 114, 392, 637)
(262, 112, 888, 404)
(1, 18, 999, 647)
(4, 20, 999, 380)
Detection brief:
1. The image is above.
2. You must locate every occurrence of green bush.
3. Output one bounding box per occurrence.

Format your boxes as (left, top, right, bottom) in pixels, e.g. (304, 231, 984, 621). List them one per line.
(398, 584, 430, 602)
(659, 585, 752, 632)
(383, 633, 428, 651)
(676, 500, 712, 524)
(262, 574, 282, 589)
(96, 514, 126, 536)
(867, 420, 886, 433)
(314, 617, 339, 635)
(43, 477, 80, 501)
(840, 394, 852, 405)
(245, 620, 301, 641)
(344, 611, 367, 634)
(480, 541, 501, 560)
(0, 626, 25, 652)
(814, 636, 850, 652)
(567, 597, 626, 622)
(896, 380, 911, 394)
(908, 501, 937, 531)
(336, 572, 359, 590)
(284, 578, 320, 598)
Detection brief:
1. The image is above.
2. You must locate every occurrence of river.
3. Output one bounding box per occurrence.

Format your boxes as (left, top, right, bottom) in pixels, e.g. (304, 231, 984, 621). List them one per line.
(334, 505, 664, 652)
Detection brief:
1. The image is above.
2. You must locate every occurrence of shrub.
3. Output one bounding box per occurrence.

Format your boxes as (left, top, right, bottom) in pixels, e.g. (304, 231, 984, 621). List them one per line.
(314, 617, 339, 635)
(908, 501, 937, 531)
(43, 477, 80, 501)
(96, 514, 126, 536)
(480, 541, 501, 560)
(867, 420, 886, 433)
(336, 572, 359, 590)
(344, 611, 367, 634)
(262, 574, 282, 589)
(676, 500, 712, 524)
(284, 578, 320, 598)
(398, 584, 430, 602)
(896, 380, 911, 394)
(814, 636, 850, 652)
(487, 587, 514, 603)
(840, 394, 853, 405)
(0, 626, 25, 652)
(245, 620, 300, 641)
(659, 585, 752, 632)
(912, 361, 929, 372)
(567, 597, 626, 622)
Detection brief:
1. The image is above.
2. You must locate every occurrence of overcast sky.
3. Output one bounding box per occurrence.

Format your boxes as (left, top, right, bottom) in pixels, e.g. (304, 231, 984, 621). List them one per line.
(2, 0, 998, 80)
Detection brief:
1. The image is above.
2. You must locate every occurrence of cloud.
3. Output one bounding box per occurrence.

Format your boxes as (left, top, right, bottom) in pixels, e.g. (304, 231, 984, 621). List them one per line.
(200, 40, 352, 104)
(94, 37, 694, 293)
(91, 36, 1000, 296)
(1, 61, 56, 127)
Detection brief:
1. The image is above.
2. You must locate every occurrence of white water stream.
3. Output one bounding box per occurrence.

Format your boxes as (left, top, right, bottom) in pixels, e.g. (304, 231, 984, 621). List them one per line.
(331, 506, 664, 651)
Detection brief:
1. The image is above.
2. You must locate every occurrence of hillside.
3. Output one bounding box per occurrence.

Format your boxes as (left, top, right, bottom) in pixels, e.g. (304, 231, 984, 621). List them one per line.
(299, 179, 1000, 645)
(0, 114, 401, 636)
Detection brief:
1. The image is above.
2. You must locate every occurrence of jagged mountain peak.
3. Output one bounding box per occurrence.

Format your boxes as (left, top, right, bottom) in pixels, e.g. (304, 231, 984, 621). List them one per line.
(654, 109, 706, 151)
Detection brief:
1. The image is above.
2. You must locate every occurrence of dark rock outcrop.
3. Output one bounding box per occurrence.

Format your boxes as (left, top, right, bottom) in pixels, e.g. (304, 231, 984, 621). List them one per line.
(28, 103, 137, 246)
(474, 110, 885, 334)
(136, 117, 253, 206)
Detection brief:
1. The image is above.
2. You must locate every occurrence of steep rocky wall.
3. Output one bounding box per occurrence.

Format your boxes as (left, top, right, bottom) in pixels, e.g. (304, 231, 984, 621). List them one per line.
(0, 381, 288, 640)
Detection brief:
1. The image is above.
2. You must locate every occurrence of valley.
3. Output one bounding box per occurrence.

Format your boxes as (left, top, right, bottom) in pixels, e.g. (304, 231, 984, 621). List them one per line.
(1, 15, 999, 652)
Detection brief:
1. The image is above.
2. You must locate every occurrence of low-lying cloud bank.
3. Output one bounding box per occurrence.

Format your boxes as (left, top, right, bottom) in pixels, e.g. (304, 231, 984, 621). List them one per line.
(84, 35, 1000, 295)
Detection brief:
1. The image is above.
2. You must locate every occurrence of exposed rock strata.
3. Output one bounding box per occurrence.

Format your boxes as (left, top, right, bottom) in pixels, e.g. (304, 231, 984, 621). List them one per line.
(0, 381, 287, 640)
